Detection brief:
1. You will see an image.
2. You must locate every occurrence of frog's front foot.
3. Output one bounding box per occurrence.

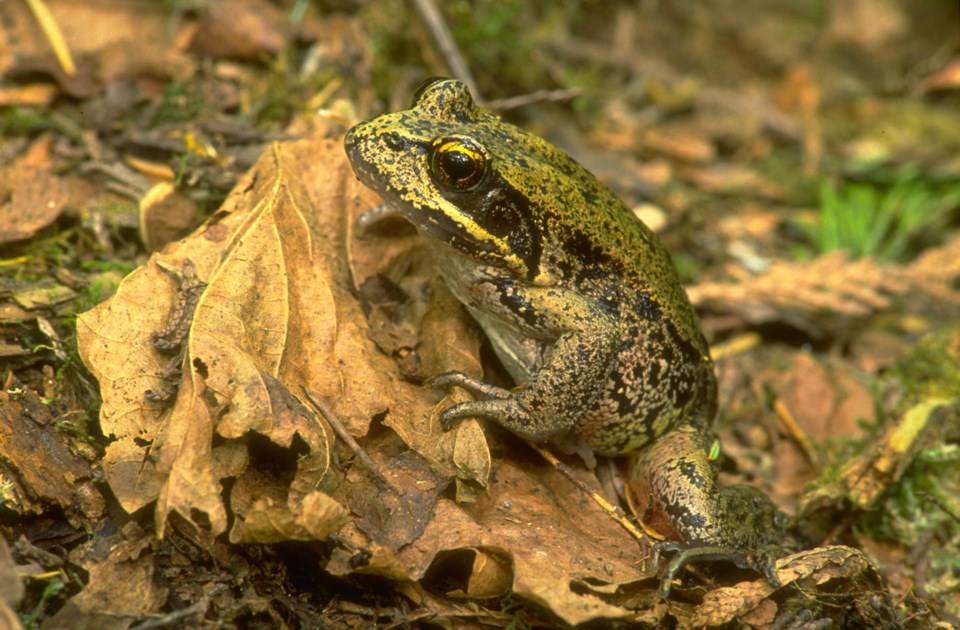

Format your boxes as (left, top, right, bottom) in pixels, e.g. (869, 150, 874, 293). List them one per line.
(427, 371, 581, 440)
(427, 371, 514, 431)
(652, 541, 783, 599)
(428, 371, 512, 401)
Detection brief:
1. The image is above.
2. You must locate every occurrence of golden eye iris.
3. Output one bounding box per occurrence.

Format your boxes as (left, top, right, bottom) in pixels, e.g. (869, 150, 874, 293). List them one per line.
(430, 138, 488, 190)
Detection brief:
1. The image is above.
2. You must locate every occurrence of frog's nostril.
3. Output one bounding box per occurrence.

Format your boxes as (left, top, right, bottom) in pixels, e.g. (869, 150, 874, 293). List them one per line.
(383, 132, 405, 151)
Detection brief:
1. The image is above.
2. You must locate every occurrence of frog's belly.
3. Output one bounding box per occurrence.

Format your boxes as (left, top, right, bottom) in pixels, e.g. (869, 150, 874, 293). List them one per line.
(466, 306, 544, 383)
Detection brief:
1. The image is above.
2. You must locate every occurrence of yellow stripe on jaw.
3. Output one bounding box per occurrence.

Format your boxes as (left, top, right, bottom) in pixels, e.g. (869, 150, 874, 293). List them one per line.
(424, 194, 528, 275)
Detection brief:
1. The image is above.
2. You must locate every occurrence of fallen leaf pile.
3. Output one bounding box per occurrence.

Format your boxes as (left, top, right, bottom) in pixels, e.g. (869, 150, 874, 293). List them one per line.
(65, 128, 916, 626)
(3, 0, 957, 626)
(75, 133, 670, 625)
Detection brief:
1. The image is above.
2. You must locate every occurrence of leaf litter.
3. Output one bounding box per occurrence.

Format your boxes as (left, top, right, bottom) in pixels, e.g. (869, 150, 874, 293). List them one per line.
(3, 1, 959, 627)
(75, 133, 671, 625)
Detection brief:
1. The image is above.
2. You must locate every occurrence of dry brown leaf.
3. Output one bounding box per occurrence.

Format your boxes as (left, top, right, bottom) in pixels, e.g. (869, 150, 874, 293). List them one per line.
(677, 163, 785, 200)
(775, 63, 822, 174)
(231, 491, 350, 544)
(153, 369, 228, 537)
(0, 135, 66, 244)
(0, 538, 22, 612)
(826, 0, 907, 53)
(42, 524, 166, 628)
(329, 452, 645, 625)
(914, 56, 960, 95)
(688, 546, 880, 627)
(694, 234, 960, 338)
(382, 276, 489, 483)
(640, 125, 716, 164)
(77, 142, 320, 533)
(187, 0, 288, 60)
(463, 547, 513, 598)
(0, 0, 196, 96)
(768, 352, 873, 445)
(78, 135, 468, 544)
(139, 182, 201, 252)
(907, 231, 960, 308)
(77, 248, 226, 517)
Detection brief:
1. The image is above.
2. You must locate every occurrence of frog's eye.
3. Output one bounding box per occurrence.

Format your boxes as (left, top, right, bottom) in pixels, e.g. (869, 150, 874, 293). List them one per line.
(429, 137, 488, 191)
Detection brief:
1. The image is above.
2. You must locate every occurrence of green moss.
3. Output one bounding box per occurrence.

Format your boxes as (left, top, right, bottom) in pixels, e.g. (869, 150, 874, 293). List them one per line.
(892, 329, 960, 402)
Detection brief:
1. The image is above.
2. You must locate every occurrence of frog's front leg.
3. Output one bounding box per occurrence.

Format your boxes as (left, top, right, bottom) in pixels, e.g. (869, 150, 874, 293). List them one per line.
(431, 281, 620, 441)
(631, 427, 785, 598)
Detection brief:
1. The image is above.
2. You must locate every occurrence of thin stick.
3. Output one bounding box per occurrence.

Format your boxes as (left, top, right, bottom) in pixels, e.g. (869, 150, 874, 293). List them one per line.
(771, 397, 821, 470)
(526, 442, 656, 544)
(25, 0, 76, 76)
(408, 0, 481, 100)
(303, 388, 397, 492)
(486, 87, 584, 111)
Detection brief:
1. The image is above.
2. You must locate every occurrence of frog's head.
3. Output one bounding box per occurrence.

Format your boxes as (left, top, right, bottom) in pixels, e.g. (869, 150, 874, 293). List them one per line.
(345, 78, 588, 282)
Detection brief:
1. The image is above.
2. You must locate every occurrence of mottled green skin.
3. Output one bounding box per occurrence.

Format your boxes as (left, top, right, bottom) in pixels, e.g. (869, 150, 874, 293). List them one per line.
(344, 79, 783, 593)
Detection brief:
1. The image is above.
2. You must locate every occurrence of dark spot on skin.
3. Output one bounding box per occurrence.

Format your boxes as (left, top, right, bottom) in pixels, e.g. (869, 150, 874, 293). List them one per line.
(558, 231, 629, 286)
(383, 132, 406, 151)
(676, 460, 707, 489)
(634, 291, 662, 321)
(495, 280, 541, 328)
(643, 359, 662, 389)
(672, 505, 708, 533)
(608, 380, 636, 413)
(599, 286, 621, 312)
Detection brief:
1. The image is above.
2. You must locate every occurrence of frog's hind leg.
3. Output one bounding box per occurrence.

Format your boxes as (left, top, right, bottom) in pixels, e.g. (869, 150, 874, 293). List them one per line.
(630, 426, 785, 597)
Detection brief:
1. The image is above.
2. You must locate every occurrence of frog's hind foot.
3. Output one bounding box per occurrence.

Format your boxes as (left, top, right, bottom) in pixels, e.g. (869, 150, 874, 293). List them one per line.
(652, 541, 783, 599)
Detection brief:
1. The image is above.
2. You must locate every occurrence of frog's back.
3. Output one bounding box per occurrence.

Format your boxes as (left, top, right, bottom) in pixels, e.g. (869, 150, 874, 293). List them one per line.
(482, 124, 717, 454)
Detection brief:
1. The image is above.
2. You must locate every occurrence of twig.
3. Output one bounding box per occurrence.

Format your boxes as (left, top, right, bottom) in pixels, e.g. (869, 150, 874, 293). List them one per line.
(407, 0, 481, 100)
(302, 387, 397, 493)
(709, 332, 761, 361)
(128, 584, 226, 630)
(526, 442, 656, 545)
(486, 87, 584, 111)
(916, 490, 960, 525)
(25, 0, 76, 76)
(770, 396, 821, 470)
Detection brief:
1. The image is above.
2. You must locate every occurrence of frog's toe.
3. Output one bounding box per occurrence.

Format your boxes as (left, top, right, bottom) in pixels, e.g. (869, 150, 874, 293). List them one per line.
(754, 544, 784, 589)
(652, 542, 783, 599)
(426, 371, 465, 391)
(428, 371, 513, 400)
(438, 404, 470, 431)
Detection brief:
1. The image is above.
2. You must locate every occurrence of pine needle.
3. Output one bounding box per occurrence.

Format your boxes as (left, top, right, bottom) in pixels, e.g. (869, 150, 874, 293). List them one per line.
(25, 0, 76, 77)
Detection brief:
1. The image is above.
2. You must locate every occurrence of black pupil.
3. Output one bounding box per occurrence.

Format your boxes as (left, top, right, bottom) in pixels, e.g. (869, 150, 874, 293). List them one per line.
(442, 150, 476, 181)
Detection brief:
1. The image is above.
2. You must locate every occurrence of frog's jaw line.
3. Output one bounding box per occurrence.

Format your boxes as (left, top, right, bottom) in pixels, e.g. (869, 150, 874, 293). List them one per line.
(403, 201, 527, 277)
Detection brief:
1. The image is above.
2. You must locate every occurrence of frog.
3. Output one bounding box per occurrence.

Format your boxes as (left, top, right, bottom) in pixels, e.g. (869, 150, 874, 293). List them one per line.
(344, 77, 784, 597)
